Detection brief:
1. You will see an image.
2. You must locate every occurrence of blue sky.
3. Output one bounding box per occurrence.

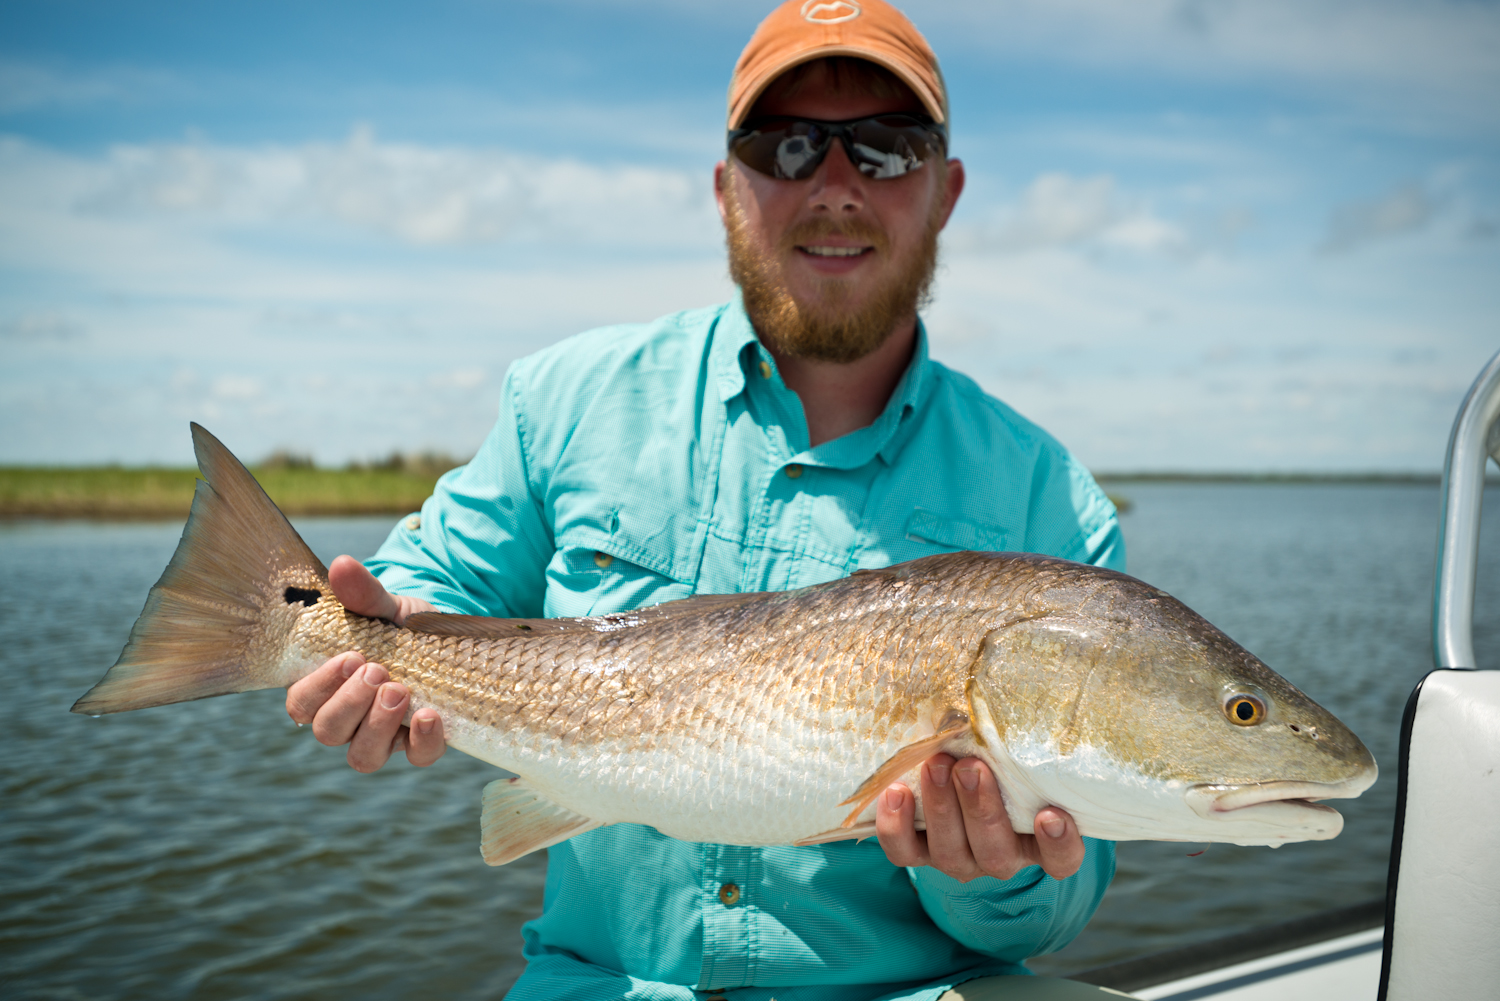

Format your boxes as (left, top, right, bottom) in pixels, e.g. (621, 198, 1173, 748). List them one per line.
(2, 0, 1497, 471)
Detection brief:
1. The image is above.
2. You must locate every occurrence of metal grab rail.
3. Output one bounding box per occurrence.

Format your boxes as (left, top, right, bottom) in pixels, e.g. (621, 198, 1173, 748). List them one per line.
(1433, 347, 1500, 669)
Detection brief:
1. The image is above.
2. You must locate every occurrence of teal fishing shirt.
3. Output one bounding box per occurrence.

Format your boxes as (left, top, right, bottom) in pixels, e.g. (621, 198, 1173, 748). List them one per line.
(368, 296, 1125, 1001)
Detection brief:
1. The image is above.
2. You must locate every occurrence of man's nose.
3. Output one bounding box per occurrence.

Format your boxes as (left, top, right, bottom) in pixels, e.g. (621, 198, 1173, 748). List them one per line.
(806, 139, 866, 214)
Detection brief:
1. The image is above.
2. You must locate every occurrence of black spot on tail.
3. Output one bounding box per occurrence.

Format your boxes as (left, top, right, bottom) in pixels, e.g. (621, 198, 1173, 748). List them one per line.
(284, 586, 320, 607)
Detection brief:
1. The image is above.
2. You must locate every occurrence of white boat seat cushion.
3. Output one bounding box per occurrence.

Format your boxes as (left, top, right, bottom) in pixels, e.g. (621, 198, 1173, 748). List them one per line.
(1380, 668, 1500, 999)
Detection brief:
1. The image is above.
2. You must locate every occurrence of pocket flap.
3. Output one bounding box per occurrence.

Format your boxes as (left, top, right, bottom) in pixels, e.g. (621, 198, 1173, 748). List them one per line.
(904, 508, 1014, 553)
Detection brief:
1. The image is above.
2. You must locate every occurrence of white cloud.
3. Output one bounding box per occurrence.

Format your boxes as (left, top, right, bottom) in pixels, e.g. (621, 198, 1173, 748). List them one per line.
(211, 375, 264, 401)
(1320, 182, 1436, 254)
(0, 60, 181, 113)
(611, 0, 1500, 109)
(0, 312, 85, 341)
(0, 127, 738, 464)
(904, 0, 1500, 122)
(953, 173, 1192, 256)
(0, 126, 1495, 471)
(427, 368, 488, 391)
(73, 125, 720, 249)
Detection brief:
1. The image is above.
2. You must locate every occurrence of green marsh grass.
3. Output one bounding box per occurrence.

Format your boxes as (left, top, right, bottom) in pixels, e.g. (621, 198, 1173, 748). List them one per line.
(0, 460, 458, 519)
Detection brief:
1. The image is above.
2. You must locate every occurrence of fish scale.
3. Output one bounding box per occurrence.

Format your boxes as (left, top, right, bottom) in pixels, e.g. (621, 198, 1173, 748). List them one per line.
(72, 424, 1378, 862)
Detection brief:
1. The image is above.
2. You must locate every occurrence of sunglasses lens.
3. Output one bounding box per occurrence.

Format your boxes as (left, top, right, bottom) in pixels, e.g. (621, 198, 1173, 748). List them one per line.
(848, 118, 942, 179)
(731, 122, 828, 180)
(731, 117, 944, 181)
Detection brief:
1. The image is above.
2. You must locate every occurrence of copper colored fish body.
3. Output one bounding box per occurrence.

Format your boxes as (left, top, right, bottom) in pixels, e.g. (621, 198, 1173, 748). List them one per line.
(73, 425, 1377, 863)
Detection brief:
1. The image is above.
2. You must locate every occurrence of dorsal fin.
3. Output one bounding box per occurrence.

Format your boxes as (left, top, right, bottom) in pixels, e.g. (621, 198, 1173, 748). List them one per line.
(637, 590, 772, 617)
(404, 613, 585, 638)
(405, 590, 773, 639)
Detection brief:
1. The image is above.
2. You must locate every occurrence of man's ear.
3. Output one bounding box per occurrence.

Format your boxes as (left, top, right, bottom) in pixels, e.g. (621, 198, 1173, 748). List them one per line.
(713, 160, 730, 225)
(936, 158, 965, 232)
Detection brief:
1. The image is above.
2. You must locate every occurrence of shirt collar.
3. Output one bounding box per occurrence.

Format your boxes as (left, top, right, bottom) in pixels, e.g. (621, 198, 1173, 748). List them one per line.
(709, 295, 934, 469)
(711, 294, 760, 404)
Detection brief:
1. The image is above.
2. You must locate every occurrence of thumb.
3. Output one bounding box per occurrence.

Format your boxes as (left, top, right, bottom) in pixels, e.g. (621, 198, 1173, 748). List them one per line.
(328, 555, 400, 620)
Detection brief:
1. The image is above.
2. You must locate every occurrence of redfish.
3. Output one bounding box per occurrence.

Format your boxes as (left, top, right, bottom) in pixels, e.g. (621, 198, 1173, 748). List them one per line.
(74, 425, 1376, 863)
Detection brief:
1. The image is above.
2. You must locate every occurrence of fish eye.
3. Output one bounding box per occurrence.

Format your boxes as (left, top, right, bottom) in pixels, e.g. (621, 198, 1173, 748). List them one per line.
(1225, 694, 1265, 726)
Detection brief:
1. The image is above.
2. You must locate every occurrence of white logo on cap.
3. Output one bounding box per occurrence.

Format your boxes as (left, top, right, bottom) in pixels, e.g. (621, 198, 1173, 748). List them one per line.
(801, 1, 861, 25)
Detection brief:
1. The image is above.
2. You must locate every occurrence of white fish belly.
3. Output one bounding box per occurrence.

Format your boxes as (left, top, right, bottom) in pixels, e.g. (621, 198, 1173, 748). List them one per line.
(441, 712, 902, 845)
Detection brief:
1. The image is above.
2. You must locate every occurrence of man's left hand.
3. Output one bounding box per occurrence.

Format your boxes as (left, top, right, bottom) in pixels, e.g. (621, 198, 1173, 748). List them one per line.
(875, 753, 1085, 881)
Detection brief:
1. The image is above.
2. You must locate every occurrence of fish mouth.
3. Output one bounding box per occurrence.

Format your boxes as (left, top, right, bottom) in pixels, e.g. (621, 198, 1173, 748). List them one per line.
(1186, 772, 1376, 823)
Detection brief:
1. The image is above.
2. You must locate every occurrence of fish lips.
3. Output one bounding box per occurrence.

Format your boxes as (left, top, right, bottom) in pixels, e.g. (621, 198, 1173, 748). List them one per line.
(1184, 772, 1377, 840)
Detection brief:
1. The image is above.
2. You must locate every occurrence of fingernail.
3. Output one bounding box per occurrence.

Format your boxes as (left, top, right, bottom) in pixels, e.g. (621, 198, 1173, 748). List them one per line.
(957, 766, 979, 791)
(884, 786, 904, 810)
(340, 655, 362, 679)
(379, 683, 405, 710)
(928, 761, 950, 787)
(416, 714, 435, 735)
(361, 663, 388, 688)
(1040, 816, 1066, 839)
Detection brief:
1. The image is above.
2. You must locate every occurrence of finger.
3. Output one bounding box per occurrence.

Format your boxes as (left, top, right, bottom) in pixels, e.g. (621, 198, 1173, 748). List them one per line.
(287, 651, 365, 724)
(310, 661, 388, 747)
(1032, 806, 1086, 880)
(920, 754, 980, 881)
(953, 757, 1030, 880)
(347, 681, 409, 773)
(875, 782, 928, 867)
(406, 709, 447, 768)
(328, 555, 401, 620)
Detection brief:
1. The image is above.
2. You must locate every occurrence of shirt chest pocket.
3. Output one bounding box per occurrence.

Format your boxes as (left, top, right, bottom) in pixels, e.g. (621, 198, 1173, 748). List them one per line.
(902, 508, 1016, 554)
(545, 530, 694, 618)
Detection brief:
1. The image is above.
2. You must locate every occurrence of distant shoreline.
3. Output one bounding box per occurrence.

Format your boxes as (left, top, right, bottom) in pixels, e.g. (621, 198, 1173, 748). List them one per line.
(2, 465, 1493, 521)
(0, 466, 447, 520)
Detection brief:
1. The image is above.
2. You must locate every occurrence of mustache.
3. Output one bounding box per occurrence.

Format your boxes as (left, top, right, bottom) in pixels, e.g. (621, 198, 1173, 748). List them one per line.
(777, 217, 890, 256)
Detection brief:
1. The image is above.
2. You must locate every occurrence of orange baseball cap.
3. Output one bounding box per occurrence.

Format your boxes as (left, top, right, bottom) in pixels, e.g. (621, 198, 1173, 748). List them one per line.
(728, 0, 947, 130)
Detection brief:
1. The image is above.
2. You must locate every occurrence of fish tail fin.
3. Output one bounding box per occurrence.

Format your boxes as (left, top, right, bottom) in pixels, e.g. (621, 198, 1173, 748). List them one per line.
(71, 423, 330, 715)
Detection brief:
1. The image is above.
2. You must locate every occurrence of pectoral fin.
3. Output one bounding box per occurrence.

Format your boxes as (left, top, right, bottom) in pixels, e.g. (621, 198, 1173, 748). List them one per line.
(837, 724, 970, 829)
(479, 777, 603, 866)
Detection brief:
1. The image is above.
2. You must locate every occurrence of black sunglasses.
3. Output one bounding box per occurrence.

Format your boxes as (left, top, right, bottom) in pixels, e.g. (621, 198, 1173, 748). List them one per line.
(728, 114, 948, 181)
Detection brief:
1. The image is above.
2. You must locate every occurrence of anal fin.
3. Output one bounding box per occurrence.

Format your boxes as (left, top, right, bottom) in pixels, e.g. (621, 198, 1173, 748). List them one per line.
(794, 821, 878, 846)
(794, 819, 928, 847)
(836, 724, 970, 829)
(480, 777, 603, 866)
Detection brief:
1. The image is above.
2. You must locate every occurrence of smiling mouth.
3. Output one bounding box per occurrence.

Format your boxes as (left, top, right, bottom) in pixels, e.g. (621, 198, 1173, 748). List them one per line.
(800, 245, 872, 258)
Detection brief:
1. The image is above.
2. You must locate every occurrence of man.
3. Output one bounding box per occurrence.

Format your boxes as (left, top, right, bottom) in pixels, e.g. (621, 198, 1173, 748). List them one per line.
(288, 2, 1125, 998)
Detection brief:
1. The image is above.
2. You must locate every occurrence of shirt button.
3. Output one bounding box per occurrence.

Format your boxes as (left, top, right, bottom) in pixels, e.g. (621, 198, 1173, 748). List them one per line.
(593, 551, 613, 568)
(758, 360, 773, 379)
(785, 464, 803, 479)
(718, 882, 740, 906)
(405, 515, 421, 531)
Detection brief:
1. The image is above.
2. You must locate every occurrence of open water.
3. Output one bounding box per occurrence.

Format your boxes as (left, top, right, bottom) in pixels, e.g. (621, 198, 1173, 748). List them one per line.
(3, 483, 1497, 998)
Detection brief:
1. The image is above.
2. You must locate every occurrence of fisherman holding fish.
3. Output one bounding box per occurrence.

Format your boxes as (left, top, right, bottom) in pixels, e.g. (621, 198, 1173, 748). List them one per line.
(286, 2, 1119, 996)
(57, 1, 1374, 997)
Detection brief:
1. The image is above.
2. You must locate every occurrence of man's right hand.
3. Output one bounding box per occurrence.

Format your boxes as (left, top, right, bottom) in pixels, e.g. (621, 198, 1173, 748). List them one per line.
(286, 555, 447, 773)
